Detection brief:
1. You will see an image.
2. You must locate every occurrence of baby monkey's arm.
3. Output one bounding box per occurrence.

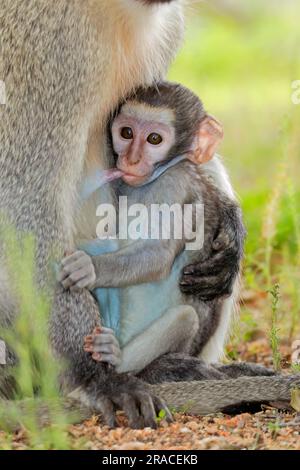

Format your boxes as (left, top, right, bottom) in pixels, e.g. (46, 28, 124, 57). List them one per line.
(84, 326, 122, 367)
(59, 239, 184, 290)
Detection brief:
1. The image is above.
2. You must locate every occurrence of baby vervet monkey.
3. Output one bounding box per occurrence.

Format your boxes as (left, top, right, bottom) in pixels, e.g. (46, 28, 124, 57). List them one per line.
(59, 82, 242, 374)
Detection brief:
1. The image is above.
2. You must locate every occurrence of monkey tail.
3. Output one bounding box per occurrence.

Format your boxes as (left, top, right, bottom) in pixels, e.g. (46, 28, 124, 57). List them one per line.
(150, 374, 300, 415)
(1, 375, 299, 431)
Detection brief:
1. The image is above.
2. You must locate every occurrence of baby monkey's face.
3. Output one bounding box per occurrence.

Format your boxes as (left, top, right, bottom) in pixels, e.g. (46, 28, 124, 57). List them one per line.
(111, 102, 176, 187)
(111, 99, 223, 187)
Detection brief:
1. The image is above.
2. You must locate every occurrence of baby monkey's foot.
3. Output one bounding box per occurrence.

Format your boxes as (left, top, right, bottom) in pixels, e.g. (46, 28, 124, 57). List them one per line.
(84, 327, 122, 367)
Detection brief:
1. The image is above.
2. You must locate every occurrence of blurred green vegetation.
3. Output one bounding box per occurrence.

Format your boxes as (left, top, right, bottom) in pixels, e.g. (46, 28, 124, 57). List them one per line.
(1, 1, 300, 449)
(0, 226, 71, 449)
(170, 0, 300, 339)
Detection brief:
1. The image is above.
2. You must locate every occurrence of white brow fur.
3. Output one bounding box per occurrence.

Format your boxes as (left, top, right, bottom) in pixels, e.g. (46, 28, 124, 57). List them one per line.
(121, 102, 176, 126)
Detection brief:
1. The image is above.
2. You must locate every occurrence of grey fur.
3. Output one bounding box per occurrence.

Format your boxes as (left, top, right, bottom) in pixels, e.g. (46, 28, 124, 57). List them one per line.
(1, 2, 293, 429)
(149, 374, 300, 415)
(73, 158, 242, 373)
(0, 0, 185, 428)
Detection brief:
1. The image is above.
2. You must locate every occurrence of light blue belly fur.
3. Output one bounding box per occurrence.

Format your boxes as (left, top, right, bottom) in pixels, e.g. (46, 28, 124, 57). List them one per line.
(118, 251, 189, 346)
(79, 239, 189, 347)
(79, 240, 121, 336)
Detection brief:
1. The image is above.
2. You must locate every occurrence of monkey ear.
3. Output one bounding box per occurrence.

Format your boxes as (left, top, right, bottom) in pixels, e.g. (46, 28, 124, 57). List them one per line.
(187, 115, 224, 165)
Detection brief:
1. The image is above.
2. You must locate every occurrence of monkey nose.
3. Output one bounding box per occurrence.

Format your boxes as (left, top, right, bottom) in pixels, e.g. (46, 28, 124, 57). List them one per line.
(128, 156, 141, 166)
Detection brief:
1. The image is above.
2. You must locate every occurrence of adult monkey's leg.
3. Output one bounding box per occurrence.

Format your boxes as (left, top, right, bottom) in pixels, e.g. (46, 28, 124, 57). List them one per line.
(0, 0, 184, 428)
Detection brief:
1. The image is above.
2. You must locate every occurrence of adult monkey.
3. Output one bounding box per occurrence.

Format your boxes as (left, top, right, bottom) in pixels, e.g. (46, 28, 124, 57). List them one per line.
(0, 0, 243, 428)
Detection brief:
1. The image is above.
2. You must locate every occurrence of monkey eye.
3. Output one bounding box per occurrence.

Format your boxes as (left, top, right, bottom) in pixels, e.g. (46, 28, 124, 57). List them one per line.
(147, 133, 163, 146)
(120, 127, 133, 140)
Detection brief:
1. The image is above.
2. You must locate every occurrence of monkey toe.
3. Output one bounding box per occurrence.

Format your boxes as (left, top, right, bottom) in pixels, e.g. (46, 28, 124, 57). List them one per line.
(136, 391, 158, 429)
(153, 396, 173, 423)
(116, 388, 170, 429)
(97, 395, 118, 429)
(92, 352, 102, 362)
(116, 393, 144, 429)
(180, 273, 234, 299)
(94, 352, 121, 367)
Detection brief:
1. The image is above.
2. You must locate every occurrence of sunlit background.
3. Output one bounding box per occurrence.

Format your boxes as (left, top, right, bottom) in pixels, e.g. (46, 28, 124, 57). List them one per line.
(170, 0, 300, 345)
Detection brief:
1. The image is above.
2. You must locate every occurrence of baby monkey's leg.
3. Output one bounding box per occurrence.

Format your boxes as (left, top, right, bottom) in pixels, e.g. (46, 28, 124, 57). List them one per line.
(84, 327, 122, 367)
(117, 306, 199, 375)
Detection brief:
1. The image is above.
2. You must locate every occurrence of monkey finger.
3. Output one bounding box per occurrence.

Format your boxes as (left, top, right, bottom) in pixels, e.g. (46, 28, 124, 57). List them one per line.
(180, 276, 232, 300)
(96, 353, 121, 367)
(84, 334, 94, 342)
(93, 334, 120, 348)
(64, 258, 93, 274)
(61, 277, 77, 290)
(57, 267, 69, 283)
(61, 250, 86, 267)
(84, 338, 93, 346)
(61, 258, 94, 279)
(64, 250, 74, 258)
(114, 394, 143, 429)
(84, 330, 101, 344)
(91, 327, 102, 336)
(96, 395, 118, 429)
(181, 274, 221, 289)
(61, 267, 90, 289)
(84, 340, 94, 349)
(153, 397, 173, 423)
(182, 252, 231, 277)
(61, 273, 81, 289)
(180, 277, 215, 296)
(180, 278, 220, 295)
(76, 273, 96, 289)
(92, 343, 117, 355)
(61, 278, 73, 290)
(92, 352, 102, 361)
(135, 391, 157, 429)
(182, 260, 218, 276)
(92, 344, 122, 359)
(212, 232, 230, 251)
(92, 341, 119, 354)
(75, 277, 93, 289)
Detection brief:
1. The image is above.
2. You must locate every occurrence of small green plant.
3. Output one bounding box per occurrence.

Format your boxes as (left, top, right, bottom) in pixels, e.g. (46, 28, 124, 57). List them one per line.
(226, 348, 239, 361)
(0, 223, 71, 449)
(268, 284, 282, 371)
(156, 409, 167, 425)
(291, 363, 300, 373)
(268, 418, 281, 439)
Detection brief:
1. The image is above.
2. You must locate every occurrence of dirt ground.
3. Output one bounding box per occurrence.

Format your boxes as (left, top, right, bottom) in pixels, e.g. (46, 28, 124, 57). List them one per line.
(1, 337, 299, 451)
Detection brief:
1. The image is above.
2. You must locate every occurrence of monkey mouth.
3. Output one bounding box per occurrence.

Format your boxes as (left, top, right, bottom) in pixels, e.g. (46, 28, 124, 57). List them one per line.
(122, 172, 147, 178)
(116, 166, 149, 182)
(121, 173, 147, 184)
(103, 169, 124, 182)
(120, 172, 152, 187)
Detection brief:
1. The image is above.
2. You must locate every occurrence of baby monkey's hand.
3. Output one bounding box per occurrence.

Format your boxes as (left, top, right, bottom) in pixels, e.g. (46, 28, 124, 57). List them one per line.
(58, 250, 96, 290)
(84, 327, 122, 368)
